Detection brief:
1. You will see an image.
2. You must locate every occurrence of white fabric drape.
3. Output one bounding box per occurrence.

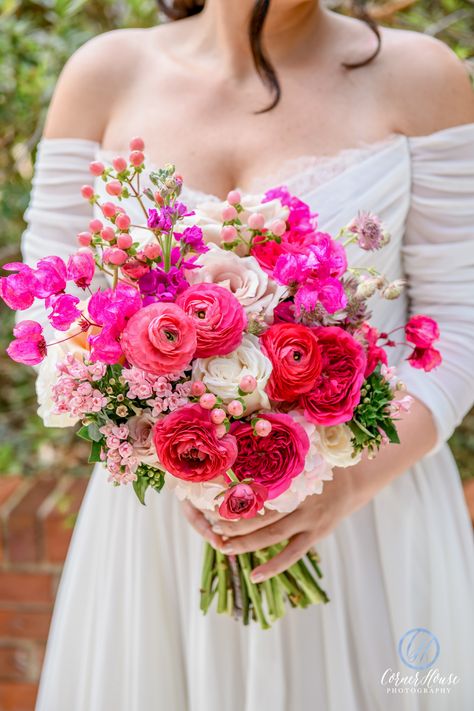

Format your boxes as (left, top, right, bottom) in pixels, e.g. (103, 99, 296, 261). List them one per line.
(19, 126, 474, 711)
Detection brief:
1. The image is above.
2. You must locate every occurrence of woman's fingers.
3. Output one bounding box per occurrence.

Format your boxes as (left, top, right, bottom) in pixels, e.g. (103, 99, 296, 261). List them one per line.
(211, 508, 286, 537)
(250, 532, 313, 582)
(219, 511, 304, 555)
(181, 501, 224, 548)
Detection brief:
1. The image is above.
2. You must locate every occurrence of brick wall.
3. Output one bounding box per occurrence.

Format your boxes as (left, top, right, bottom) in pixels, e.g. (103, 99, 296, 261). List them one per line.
(0, 473, 472, 711)
(0, 475, 88, 711)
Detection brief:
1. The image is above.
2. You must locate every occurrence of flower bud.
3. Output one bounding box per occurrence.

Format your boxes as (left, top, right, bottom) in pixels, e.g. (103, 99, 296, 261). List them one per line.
(248, 212, 265, 231)
(100, 226, 115, 242)
(270, 219, 286, 237)
(355, 278, 377, 299)
(221, 225, 237, 242)
(239, 375, 257, 393)
(382, 279, 405, 300)
(113, 156, 128, 173)
(77, 231, 92, 246)
(222, 205, 238, 222)
(89, 218, 103, 233)
(227, 189, 241, 205)
(117, 233, 133, 249)
(89, 161, 105, 176)
(191, 381, 206, 397)
(129, 150, 145, 167)
(129, 136, 145, 152)
(255, 419, 272, 437)
(106, 180, 122, 197)
(115, 213, 131, 231)
(227, 400, 244, 417)
(210, 408, 226, 425)
(144, 243, 162, 260)
(199, 393, 217, 410)
(81, 185, 94, 200)
(102, 202, 117, 218)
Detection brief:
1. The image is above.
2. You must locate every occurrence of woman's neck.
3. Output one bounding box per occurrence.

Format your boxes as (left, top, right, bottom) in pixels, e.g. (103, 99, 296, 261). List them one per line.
(193, 0, 325, 78)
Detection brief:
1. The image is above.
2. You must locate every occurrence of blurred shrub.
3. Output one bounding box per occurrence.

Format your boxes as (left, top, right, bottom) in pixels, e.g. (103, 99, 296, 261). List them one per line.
(0, 0, 473, 477)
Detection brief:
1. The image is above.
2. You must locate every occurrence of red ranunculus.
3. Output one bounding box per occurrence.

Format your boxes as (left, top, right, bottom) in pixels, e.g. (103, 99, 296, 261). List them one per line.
(301, 326, 367, 426)
(154, 404, 238, 482)
(260, 322, 322, 401)
(177, 283, 246, 358)
(218, 482, 268, 520)
(405, 314, 440, 349)
(121, 302, 197, 375)
(230, 413, 309, 500)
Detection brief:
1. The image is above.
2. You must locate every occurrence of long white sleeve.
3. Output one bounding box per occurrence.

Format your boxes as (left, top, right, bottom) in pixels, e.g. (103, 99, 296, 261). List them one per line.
(19, 138, 108, 339)
(398, 123, 474, 453)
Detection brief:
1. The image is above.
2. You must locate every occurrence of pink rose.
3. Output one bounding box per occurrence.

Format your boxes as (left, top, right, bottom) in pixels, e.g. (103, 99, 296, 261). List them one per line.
(121, 302, 197, 375)
(177, 283, 247, 358)
(218, 482, 268, 520)
(405, 314, 440, 349)
(301, 326, 367, 426)
(230, 413, 310, 500)
(153, 404, 237, 482)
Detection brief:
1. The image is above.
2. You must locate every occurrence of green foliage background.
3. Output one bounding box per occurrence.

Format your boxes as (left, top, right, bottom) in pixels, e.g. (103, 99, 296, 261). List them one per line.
(0, 0, 473, 478)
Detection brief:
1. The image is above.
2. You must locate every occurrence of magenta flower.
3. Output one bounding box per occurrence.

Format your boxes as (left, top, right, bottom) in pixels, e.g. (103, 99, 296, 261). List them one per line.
(88, 326, 124, 364)
(34, 256, 67, 298)
(67, 251, 95, 288)
(295, 278, 347, 315)
(6, 320, 46, 365)
(408, 346, 442, 372)
(87, 283, 142, 364)
(46, 293, 82, 331)
(0, 263, 38, 310)
(174, 226, 208, 254)
(273, 253, 309, 286)
(405, 314, 440, 349)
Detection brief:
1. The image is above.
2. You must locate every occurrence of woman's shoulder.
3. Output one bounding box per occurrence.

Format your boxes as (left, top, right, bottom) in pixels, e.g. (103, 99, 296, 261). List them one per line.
(375, 26, 474, 136)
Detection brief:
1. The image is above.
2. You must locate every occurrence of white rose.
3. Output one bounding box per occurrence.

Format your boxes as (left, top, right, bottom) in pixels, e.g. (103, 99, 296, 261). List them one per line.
(314, 424, 361, 468)
(193, 334, 272, 413)
(127, 410, 160, 466)
(167, 477, 226, 512)
(266, 412, 333, 513)
(187, 195, 289, 248)
(187, 244, 285, 324)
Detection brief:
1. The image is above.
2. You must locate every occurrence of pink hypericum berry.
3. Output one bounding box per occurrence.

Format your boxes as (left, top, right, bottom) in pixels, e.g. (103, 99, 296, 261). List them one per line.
(77, 231, 92, 247)
(227, 190, 241, 205)
(89, 218, 103, 233)
(115, 214, 131, 231)
(100, 226, 115, 242)
(102, 202, 117, 218)
(228, 400, 244, 417)
(143, 243, 161, 260)
(129, 150, 145, 167)
(199, 393, 217, 410)
(117, 233, 133, 249)
(221, 225, 237, 242)
(106, 180, 122, 197)
(113, 156, 128, 173)
(154, 192, 164, 206)
(210, 408, 226, 425)
(270, 219, 286, 237)
(248, 213, 265, 231)
(222, 205, 238, 222)
(81, 185, 94, 200)
(239, 375, 257, 393)
(191, 381, 206, 397)
(215, 423, 227, 439)
(255, 419, 272, 437)
(107, 248, 128, 266)
(129, 137, 145, 152)
(89, 161, 105, 176)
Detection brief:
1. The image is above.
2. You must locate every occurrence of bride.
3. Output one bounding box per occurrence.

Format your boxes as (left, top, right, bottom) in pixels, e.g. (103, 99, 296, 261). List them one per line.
(22, 1, 474, 709)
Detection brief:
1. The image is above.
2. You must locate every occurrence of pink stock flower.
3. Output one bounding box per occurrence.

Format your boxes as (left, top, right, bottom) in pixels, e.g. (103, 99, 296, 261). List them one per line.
(301, 326, 367, 426)
(121, 302, 197, 375)
(153, 404, 238, 482)
(218, 482, 268, 520)
(0, 263, 38, 310)
(46, 293, 82, 331)
(405, 314, 440, 349)
(6, 320, 46, 365)
(67, 251, 95, 288)
(408, 346, 442, 372)
(230, 413, 310, 500)
(176, 284, 247, 358)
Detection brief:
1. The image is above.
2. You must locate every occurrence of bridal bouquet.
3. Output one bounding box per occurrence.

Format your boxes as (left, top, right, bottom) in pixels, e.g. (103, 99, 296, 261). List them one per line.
(1, 137, 441, 628)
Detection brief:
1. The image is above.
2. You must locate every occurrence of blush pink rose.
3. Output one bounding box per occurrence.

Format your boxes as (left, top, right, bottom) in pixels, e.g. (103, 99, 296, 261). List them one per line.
(153, 404, 237, 482)
(121, 302, 197, 375)
(300, 326, 367, 426)
(177, 283, 247, 358)
(218, 482, 268, 520)
(230, 413, 310, 500)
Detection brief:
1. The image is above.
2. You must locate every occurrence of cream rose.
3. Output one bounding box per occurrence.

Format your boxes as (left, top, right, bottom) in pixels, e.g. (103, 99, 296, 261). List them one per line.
(315, 424, 361, 468)
(187, 244, 284, 323)
(265, 412, 333, 513)
(127, 410, 160, 466)
(192, 334, 272, 413)
(167, 477, 226, 512)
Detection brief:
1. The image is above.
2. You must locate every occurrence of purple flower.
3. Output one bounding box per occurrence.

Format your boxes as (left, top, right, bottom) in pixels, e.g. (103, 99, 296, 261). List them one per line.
(147, 208, 172, 232)
(138, 266, 189, 303)
(67, 251, 95, 288)
(46, 293, 82, 331)
(174, 226, 208, 254)
(6, 320, 47, 365)
(347, 211, 388, 251)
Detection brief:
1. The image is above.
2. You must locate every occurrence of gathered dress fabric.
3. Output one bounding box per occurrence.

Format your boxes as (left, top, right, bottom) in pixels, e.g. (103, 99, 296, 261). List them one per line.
(21, 124, 474, 711)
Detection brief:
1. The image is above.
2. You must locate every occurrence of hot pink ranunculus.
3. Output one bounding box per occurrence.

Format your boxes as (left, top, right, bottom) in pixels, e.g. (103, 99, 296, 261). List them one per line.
(177, 283, 246, 358)
(121, 302, 197, 375)
(405, 314, 440, 349)
(218, 482, 268, 520)
(153, 404, 237, 482)
(230, 412, 310, 500)
(301, 326, 367, 426)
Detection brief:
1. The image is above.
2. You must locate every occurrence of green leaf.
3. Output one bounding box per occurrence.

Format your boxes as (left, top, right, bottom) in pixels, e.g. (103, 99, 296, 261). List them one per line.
(133, 477, 150, 506)
(87, 422, 102, 442)
(88, 439, 102, 463)
(77, 424, 92, 441)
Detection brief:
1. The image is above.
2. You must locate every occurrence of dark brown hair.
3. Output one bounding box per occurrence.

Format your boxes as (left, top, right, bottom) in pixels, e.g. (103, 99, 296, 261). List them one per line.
(157, 0, 381, 113)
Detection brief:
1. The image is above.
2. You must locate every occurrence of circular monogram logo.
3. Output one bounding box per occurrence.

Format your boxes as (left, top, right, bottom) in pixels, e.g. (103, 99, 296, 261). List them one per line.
(398, 628, 440, 670)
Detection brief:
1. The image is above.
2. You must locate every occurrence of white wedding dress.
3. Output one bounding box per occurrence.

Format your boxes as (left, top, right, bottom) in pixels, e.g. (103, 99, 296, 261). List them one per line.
(20, 124, 474, 711)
